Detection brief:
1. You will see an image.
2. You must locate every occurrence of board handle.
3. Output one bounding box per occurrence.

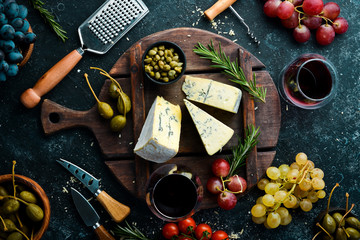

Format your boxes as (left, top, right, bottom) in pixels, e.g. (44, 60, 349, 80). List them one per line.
(94, 225, 115, 240)
(41, 99, 95, 135)
(96, 191, 131, 223)
(204, 0, 237, 21)
(20, 48, 84, 109)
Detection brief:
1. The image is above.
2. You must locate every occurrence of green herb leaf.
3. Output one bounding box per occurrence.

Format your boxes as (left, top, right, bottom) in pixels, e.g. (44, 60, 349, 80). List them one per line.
(227, 124, 260, 177)
(113, 221, 153, 240)
(193, 41, 267, 103)
(28, 0, 68, 42)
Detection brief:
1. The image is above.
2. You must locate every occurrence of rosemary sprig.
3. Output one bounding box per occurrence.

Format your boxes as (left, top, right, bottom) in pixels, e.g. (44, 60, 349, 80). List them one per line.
(113, 221, 153, 240)
(28, 0, 68, 42)
(193, 41, 267, 103)
(227, 124, 260, 177)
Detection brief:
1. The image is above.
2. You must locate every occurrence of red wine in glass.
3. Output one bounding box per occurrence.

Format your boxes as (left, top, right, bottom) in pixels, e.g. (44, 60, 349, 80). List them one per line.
(279, 53, 337, 109)
(145, 164, 203, 222)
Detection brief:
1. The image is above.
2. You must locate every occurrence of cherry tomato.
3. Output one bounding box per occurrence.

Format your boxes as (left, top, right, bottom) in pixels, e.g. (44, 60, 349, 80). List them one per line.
(178, 217, 196, 234)
(195, 223, 212, 240)
(162, 223, 179, 239)
(178, 236, 193, 240)
(211, 230, 229, 240)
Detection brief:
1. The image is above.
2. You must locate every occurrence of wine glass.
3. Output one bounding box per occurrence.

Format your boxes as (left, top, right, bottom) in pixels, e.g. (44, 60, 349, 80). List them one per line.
(145, 164, 203, 222)
(278, 53, 338, 109)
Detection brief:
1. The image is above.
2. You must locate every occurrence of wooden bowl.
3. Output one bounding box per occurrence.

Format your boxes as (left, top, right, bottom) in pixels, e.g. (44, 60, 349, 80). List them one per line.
(18, 24, 35, 68)
(0, 174, 50, 240)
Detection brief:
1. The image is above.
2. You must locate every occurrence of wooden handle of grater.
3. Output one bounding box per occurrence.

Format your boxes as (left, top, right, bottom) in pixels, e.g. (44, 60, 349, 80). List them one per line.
(20, 49, 84, 109)
(204, 0, 237, 21)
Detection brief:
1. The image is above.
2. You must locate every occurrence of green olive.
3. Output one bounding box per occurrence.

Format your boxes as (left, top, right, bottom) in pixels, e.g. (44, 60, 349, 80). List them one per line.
(322, 213, 337, 234)
(108, 82, 120, 99)
(25, 204, 44, 222)
(332, 212, 345, 227)
(0, 186, 8, 196)
(335, 227, 347, 240)
(6, 215, 16, 225)
(144, 45, 183, 83)
(346, 217, 360, 230)
(110, 115, 126, 132)
(168, 70, 176, 77)
(19, 191, 37, 204)
(0, 219, 16, 232)
(148, 49, 157, 56)
(97, 102, 114, 119)
(2, 199, 20, 214)
(117, 92, 131, 115)
(143, 58, 152, 64)
(6, 232, 22, 240)
(346, 227, 360, 240)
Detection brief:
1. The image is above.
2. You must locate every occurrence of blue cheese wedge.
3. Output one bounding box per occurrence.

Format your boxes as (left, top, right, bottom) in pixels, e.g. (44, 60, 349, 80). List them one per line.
(134, 96, 182, 163)
(184, 99, 234, 155)
(182, 75, 242, 113)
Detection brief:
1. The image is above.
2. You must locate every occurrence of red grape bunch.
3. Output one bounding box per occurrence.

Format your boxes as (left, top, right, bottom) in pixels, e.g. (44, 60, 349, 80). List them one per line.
(263, 0, 348, 45)
(206, 158, 247, 210)
(251, 152, 327, 229)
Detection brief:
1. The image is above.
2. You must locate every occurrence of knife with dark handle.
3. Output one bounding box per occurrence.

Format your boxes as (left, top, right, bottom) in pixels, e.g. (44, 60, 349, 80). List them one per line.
(57, 158, 130, 222)
(71, 188, 115, 240)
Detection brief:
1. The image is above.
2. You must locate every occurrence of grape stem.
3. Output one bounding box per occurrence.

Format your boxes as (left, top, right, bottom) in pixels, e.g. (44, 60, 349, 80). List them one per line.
(216, 176, 245, 195)
(294, 5, 334, 27)
(271, 162, 310, 212)
(346, 192, 349, 212)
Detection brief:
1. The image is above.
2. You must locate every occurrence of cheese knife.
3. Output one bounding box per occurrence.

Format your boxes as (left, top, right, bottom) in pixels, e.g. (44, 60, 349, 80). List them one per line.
(71, 187, 115, 240)
(57, 158, 130, 222)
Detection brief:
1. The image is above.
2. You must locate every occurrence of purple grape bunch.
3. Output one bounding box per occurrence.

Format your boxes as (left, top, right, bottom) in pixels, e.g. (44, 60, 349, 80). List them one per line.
(0, 0, 36, 81)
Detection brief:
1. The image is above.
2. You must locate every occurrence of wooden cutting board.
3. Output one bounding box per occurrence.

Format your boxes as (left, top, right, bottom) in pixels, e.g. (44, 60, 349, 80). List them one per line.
(41, 27, 281, 209)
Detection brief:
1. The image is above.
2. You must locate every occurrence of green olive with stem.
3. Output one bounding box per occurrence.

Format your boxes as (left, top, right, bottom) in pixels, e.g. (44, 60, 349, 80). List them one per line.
(322, 184, 339, 235)
(108, 82, 120, 99)
(90, 67, 131, 114)
(25, 203, 44, 222)
(110, 93, 127, 132)
(84, 73, 113, 119)
(117, 91, 131, 115)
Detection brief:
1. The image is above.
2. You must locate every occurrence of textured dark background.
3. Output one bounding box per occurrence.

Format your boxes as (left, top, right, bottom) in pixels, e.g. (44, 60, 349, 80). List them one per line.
(0, 0, 359, 239)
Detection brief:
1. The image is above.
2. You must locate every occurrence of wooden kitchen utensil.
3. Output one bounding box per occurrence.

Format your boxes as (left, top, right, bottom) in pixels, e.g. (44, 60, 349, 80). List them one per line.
(41, 27, 281, 209)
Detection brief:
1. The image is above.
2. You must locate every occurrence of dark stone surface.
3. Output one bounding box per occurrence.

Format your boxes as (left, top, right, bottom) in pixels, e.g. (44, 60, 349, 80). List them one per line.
(0, 0, 359, 239)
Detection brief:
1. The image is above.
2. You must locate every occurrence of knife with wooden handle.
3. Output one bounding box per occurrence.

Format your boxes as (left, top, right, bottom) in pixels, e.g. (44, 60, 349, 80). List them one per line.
(71, 187, 115, 240)
(57, 158, 130, 223)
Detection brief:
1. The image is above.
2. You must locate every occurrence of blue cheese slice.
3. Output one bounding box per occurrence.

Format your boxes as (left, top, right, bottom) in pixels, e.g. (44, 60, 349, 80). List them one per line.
(134, 96, 182, 163)
(184, 99, 234, 155)
(182, 75, 242, 113)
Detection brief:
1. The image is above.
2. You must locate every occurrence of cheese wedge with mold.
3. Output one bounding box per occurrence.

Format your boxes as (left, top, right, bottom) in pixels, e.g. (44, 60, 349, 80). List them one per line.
(182, 75, 242, 113)
(134, 96, 182, 163)
(184, 99, 234, 155)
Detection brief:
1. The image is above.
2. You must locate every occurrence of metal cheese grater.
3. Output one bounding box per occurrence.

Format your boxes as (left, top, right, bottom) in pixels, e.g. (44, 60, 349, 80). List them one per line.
(19, 0, 149, 108)
(79, 0, 149, 54)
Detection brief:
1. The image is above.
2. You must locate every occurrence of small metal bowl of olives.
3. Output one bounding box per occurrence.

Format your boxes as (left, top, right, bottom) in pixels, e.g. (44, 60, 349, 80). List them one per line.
(0, 174, 50, 240)
(142, 41, 186, 85)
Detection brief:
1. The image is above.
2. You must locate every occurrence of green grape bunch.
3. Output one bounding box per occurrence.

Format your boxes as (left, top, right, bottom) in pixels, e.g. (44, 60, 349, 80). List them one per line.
(251, 152, 326, 229)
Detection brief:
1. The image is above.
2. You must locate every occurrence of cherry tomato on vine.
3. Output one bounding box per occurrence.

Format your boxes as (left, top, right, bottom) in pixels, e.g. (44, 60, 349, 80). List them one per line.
(162, 223, 179, 239)
(178, 217, 196, 234)
(211, 230, 229, 240)
(195, 223, 212, 240)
